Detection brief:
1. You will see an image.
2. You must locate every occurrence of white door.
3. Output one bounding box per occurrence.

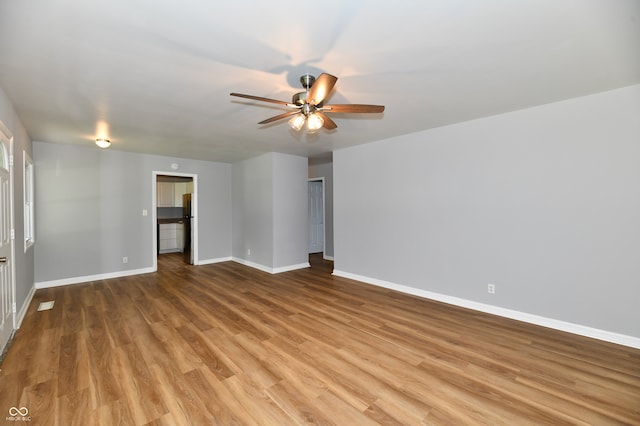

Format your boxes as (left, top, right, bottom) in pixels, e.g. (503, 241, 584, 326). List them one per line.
(308, 180, 324, 254)
(0, 134, 14, 353)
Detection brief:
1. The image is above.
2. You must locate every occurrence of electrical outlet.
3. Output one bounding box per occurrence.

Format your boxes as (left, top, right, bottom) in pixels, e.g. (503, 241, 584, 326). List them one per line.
(488, 283, 495, 294)
(123, 257, 129, 264)
(247, 249, 251, 256)
(142, 209, 148, 216)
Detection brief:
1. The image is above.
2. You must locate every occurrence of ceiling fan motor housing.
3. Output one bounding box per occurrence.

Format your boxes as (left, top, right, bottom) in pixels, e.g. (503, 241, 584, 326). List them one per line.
(300, 74, 315, 90)
(292, 92, 307, 106)
(301, 103, 316, 117)
(292, 74, 318, 106)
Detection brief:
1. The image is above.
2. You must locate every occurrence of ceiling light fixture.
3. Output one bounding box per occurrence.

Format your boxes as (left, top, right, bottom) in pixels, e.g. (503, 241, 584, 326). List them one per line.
(288, 112, 324, 132)
(95, 138, 111, 148)
(288, 101, 325, 133)
(288, 114, 306, 131)
(306, 113, 324, 132)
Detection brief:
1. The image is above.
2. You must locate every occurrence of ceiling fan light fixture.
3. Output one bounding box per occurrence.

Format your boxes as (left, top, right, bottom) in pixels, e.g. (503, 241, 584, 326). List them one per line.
(230, 72, 384, 133)
(95, 138, 111, 148)
(306, 113, 324, 132)
(288, 114, 305, 131)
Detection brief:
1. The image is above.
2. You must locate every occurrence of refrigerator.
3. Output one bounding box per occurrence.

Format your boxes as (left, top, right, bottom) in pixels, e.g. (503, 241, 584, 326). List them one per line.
(182, 193, 194, 264)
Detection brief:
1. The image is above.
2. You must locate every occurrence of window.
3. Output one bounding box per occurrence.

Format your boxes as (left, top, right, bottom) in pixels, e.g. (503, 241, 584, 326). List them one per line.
(24, 152, 34, 251)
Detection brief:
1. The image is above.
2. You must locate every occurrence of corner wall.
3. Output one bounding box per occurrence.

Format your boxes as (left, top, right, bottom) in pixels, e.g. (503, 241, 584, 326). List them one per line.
(232, 152, 309, 273)
(273, 153, 309, 269)
(232, 154, 275, 268)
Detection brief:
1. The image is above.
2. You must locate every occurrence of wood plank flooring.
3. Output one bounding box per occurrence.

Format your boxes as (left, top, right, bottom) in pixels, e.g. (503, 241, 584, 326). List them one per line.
(1, 253, 639, 425)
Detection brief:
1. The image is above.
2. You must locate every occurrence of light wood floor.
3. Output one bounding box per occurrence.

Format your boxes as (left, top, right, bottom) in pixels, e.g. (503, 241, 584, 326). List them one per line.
(1, 254, 639, 425)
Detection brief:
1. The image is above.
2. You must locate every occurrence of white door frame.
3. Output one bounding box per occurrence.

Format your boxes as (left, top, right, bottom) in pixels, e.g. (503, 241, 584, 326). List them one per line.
(0, 120, 16, 353)
(151, 171, 198, 270)
(308, 177, 325, 256)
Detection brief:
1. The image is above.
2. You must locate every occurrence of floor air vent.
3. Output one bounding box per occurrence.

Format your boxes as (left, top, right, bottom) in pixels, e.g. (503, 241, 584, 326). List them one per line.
(37, 301, 55, 311)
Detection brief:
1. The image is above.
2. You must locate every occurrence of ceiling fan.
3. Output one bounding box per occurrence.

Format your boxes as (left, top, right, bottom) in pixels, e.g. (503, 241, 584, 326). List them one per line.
(230, 73, 384, 132)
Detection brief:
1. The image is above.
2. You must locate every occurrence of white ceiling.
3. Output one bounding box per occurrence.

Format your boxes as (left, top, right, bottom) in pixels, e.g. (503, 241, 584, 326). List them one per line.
(1, 0, 639, 163)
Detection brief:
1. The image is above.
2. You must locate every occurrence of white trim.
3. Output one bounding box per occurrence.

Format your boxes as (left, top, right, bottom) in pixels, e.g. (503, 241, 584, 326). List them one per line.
(35, 267, 155, 289)
(33, 258, 309, 290)
(332, 269, 640, 349)
(197, 256, 233, 266)
(15, 285, 35, 328)
(232, 258, 272, 273)
(273, 262, 311, 274)
(232, 257, 310, 274)
(323, 255, 334, 261)
(23, 151, 35, 252)
(152, 171, 198, 271)
(0, 121, 17, 343)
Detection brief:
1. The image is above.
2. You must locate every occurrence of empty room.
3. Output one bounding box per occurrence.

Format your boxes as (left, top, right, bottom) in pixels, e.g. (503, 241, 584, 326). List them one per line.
(0, 1, 639, 424)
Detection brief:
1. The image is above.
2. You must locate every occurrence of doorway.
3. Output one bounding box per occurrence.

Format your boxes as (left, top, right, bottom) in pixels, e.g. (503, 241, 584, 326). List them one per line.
(0, 122, 15, 354)
(152, 172, 197, 271)
(308, 178, 325, 255)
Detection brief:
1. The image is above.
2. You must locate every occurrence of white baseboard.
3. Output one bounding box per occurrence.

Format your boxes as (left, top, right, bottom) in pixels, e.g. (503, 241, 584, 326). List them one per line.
(197, 256, 233, 266)
(35, 267, 155, 289)
(273, 262, 310, 274)
(332, 270, 640, 349)
(232, 257, 310, 274)
(323, 255, 334, 261)
(32, 256, 311, 290)
(16, 285, 36, 328)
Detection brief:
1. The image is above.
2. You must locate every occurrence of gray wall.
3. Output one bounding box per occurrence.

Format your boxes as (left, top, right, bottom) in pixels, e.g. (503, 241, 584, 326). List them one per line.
(232, 152, 308, 270)
(273, 153, 308, 268)
(33, 141, 232, 283)
(334, 84, 640, 339)
(232, 154, 274, 267)
(0, 88, 34, 315)
(308, 161, 334, 259)
(34, 144, 308, 283)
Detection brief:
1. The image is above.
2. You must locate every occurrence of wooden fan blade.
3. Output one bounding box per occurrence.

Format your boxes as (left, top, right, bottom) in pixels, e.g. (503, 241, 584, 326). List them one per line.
(317, 112, 337, 130)
(306, 73, 337, 106)
(230, 93, 290, 106)
(324, 104, 385, 113)
(258, 111, 300, 125)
